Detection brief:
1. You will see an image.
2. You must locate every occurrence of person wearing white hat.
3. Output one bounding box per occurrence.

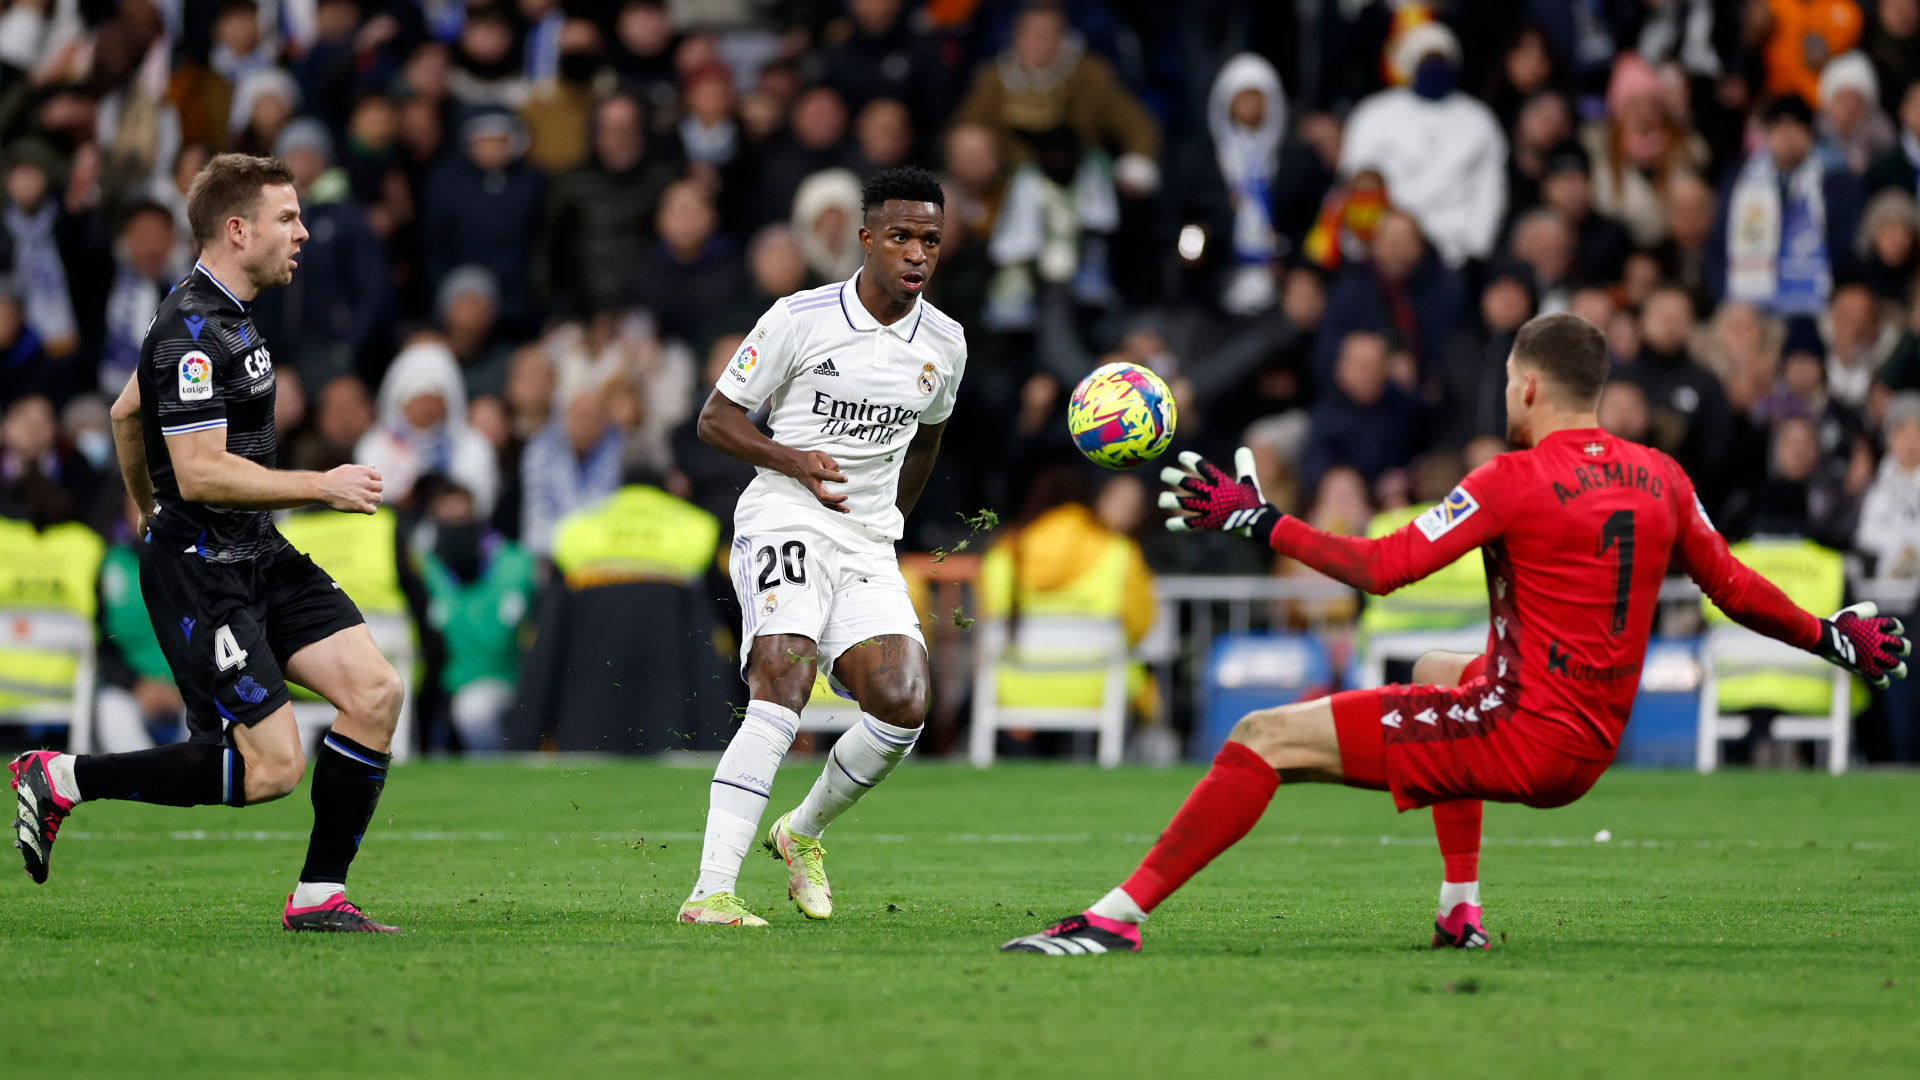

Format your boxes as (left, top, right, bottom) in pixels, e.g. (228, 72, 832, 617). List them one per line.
(1340, 21, 1508, 269)
(1818, 51, 1894, 175)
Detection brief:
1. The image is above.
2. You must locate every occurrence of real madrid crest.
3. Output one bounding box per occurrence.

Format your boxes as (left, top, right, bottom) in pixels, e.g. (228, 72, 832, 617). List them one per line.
(918, 362, 935, 395)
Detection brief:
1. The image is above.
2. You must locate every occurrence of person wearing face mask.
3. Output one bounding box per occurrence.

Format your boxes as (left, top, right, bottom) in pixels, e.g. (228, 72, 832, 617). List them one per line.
(409, 475, 533, 753)
(1340, 21, 1508, 268)
(521, 16, 610, 175)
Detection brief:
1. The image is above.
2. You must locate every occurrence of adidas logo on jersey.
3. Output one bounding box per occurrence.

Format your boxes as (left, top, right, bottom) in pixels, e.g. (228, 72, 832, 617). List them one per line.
(813, 359, 840, 376)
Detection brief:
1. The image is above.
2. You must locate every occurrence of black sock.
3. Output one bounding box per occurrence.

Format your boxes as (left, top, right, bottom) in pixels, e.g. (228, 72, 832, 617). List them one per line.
(300, 729, 391, 884)
(73, 743, 247, 807)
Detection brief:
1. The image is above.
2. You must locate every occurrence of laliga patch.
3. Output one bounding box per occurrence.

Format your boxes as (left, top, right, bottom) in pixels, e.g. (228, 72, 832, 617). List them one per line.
(178, 350, 214, 402)
(728, 343, 759, 383)
(1414, 486, 1479, 541)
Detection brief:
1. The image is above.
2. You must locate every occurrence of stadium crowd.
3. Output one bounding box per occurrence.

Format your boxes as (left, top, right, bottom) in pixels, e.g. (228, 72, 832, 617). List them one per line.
(1, 0, 1918, 757)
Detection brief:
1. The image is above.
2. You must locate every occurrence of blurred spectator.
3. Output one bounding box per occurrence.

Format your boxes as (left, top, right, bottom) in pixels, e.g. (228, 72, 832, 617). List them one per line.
(414, 477, 534, 752)
(1865, 0, 1920, 115)
(1598, 379, 1655, 444)
(1824, 281, 1898, 407)
(1817, 51, 1894, 173)
(97, 201, 176, 398)
(952, 0, 1161, 199)
(1482, 26, 1566, 131)
(855, 98, 915, 177)
(1712, 94, 1864, 317)
(449, 4, 530, 108)
(503, 345, 556, 447)
(252, 118, 393, 386)
(942, 121, 1009, 246)
(1649, 169, 1718, 312)
(791, 169, 864, 284)
(1190, 53, 1288, 316)
(287, 373, 375, 474)
(0, 394, 103, 529)
(1340, 22, 1506, 267)
(1756, 317, 1870, 481)
(520, 17, 608, 175)
(984, 124, 1121, 366)
(1730, 412, 1861, 546)
(229, 68, 300, 157)
(1759, 0, 1864, 107)
(356, 342, 500, 515)
(1506, 90, 1574, 228)
(815, 0, 951, 124)
(1584, 53, 1710, 250)
(4, 141, 84, 372)
(1316, 210, 1465, 386)
(752, 85, 864, 231)
(0, 289, 52, 412)
(1864, 79, 1920, 196)
(1617, 285, 1735, 508)
(1441, 259, 1535, 447)
(424, 106, 546, 333)
(679, 62, 740, 171)
(437, 266, 512, 399)
(520, 365, 625, 557)
(1539, 138, 1633, 284)
(538, 92, 678, 320)
(631, 179, 749, 346)
(610, 0, 681, 122)
(1856, 392, 1920, 577)
(1302, 330, 1422, 489)
(1856, 189, 1920, 301)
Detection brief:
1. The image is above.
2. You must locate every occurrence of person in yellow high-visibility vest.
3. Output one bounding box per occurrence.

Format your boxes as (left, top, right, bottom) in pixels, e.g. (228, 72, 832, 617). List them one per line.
(976, 465, 1158, 741)
(1704, 536, 1857, 743)
(0, 515, 105, 715)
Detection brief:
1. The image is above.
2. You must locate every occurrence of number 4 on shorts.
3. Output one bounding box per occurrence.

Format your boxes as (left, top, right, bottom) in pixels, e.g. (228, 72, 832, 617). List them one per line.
(214, 624, 249, 671)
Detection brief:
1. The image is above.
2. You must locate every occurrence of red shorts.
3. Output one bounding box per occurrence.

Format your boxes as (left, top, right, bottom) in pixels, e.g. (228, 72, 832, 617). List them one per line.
(1329, 655, 1608, 812)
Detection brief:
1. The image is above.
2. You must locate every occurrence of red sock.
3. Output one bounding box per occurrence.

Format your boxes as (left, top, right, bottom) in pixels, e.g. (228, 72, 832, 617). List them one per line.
(1432, 799, 1482, 883)
(1119, 741, 1279, 913)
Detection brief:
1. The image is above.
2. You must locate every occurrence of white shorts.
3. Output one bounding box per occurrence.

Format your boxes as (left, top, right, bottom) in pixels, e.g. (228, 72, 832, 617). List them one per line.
(729, 523, 924, 692)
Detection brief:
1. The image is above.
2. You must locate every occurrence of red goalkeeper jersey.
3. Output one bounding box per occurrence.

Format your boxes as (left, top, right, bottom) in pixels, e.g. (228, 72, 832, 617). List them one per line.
(1267, 427, 1823, 761)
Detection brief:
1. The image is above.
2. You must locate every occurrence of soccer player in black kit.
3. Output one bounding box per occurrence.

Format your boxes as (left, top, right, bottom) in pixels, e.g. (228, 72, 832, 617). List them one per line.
(9, 155, 406, 932)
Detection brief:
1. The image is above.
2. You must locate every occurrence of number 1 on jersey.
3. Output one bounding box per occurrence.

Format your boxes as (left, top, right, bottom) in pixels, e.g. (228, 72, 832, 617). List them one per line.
(1596, 510, 1634, 635)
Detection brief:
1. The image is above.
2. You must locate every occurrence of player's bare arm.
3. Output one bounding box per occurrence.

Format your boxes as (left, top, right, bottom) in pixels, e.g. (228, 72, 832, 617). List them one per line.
(166, 425, 382, 512)
(696, 390, 849, 513)
(893, 419, 945, 518)
(110, 373, 154, 532)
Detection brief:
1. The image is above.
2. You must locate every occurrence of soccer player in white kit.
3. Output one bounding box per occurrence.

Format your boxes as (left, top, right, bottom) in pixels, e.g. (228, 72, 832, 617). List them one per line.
(678, 167, 965, 926)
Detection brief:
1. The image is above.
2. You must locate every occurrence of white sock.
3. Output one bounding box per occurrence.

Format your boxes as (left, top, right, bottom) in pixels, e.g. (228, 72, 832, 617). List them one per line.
(1088, 886, 1149, 924)
(48, 753, 81, 803)
(1439, 880, 1480, 910)
(292, 881, 345, 907)
(787, 715, 918, 839)
(690, 701, 798, 901)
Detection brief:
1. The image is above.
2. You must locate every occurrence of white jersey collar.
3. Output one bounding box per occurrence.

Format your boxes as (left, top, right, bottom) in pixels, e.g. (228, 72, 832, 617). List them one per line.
(838, 268, 924, 340)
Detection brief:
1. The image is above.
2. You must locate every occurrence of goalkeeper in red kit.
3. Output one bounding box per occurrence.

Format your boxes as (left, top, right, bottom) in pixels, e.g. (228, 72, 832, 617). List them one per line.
(1001, 313, 1910, 957)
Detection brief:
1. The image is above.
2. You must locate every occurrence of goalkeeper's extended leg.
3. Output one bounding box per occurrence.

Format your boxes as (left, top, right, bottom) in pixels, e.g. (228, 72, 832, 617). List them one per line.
(1412, 651, 1491, 950)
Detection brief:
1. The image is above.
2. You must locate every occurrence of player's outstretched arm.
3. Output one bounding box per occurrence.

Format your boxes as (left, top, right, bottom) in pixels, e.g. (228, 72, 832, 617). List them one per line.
(894, 420, 945, 519)
(109, 374, 154, 530)
(1159, 448, 1497, 595)
(166, 426, 382, 513)
(696, 389, 849, 513)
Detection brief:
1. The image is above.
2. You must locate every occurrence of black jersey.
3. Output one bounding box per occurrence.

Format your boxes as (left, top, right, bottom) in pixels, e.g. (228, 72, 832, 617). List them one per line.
(138, 263, 285, 563)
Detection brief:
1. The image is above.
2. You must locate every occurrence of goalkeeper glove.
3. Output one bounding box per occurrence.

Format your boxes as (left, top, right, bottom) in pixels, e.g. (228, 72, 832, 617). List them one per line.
(1158, 447, 1283, 538)
(1812, 602, 1911, 689)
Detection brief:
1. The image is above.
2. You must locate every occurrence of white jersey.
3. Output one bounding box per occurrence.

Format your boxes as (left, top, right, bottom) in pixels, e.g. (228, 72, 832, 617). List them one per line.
(718, 269, 967, 548)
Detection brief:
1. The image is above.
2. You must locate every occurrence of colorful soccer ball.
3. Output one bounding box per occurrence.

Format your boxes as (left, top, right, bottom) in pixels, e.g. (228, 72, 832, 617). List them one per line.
(1067, 362, 1178, 470)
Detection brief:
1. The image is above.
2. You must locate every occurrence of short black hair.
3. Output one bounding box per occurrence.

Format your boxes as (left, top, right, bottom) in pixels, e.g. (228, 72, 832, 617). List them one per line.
(1512, 312, 1609, 405)
(861, 165, 944, 217)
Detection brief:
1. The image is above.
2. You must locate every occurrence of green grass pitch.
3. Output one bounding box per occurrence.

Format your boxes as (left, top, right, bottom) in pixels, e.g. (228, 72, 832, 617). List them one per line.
(4, 761, 1917, 1078)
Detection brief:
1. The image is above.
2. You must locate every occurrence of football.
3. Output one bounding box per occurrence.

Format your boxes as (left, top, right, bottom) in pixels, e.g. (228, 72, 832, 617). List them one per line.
(1066, 362, 1178, 470)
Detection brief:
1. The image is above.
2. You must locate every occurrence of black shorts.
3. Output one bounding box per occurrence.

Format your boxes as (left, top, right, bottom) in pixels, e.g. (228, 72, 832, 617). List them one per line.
(139, 539, 365, 744)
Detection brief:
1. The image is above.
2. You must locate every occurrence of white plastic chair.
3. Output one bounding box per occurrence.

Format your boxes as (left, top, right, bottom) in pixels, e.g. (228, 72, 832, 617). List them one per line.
(1695, 626, 1851, 775)
(1357, 624, 1491, 689)
(969, 614, 1128, 768)
(0, 610, 96, 754)
(291, 612, 418, 763)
